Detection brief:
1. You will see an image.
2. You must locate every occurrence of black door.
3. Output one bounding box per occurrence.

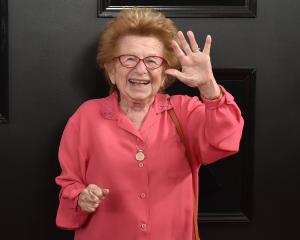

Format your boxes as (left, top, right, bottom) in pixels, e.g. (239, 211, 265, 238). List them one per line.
(0, 0, 299, 239)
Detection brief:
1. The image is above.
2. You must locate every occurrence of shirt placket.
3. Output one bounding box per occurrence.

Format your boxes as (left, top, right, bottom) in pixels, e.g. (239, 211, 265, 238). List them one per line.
(136, 136, 150, 237)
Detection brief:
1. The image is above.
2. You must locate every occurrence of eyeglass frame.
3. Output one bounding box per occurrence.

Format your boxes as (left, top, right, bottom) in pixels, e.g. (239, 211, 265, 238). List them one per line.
(114, 54, 166, 70)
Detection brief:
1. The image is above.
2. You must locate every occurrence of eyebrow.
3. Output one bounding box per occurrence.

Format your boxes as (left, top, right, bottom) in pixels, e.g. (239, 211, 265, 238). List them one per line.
(118, 53, 163, 57)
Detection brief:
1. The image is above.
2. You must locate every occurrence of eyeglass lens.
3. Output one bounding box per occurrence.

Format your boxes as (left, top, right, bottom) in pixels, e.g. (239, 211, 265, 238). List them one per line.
(119, 55, 163, 69)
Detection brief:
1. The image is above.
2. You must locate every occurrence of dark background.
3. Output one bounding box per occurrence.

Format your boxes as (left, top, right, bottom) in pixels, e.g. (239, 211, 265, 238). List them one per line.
(0, 0, 300, 239)
(110, 0, 245, 6)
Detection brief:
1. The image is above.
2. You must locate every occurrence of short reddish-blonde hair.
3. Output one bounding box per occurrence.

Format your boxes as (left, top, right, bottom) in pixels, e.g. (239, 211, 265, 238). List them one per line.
(96, 8, 180, 91)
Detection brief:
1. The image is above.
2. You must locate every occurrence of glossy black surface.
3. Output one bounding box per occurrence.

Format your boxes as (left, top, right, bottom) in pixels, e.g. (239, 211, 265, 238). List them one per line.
(167, 69, 255, 222)
(98, 0, 256, 17)
(1, 0, 300, 239)
(111, 0, 246, 6)
(0, 0, 8, 123)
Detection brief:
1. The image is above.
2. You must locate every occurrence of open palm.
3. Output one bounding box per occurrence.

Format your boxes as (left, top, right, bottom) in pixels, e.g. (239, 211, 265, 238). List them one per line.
(165, 31, 215, 89)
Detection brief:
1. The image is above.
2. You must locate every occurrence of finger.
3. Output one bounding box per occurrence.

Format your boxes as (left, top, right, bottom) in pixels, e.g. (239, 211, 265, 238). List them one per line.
(87, 184, 99, 190)
(89, 201, 100, 208)
(171, 40, 186, 62)
(165, 69, 188, 83)
(84, 206, 96, 213)
(79, 189, 92, 201)
(88, 198, 101, 205)
(177, 31, 192, 55)
(79, 198, 99, 206)
(202, 35, 212, 55)
(102, 189, 110, 196)
(97, 189, 109, 201)
(187, 31, 200, 53)
(87, 188, 99, 199)
(79, 196, 100, 206)
(88, 192, 100, 202)
(78, 199, 96, 212)
(80, 188, 89, 196)
(84, 189, 99, 202)
(90, 188, 102, 198)
(88, 184, 103, 198)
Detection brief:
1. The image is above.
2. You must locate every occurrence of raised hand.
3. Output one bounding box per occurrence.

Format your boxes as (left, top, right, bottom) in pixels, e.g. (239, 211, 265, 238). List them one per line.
(165, 31, 221, 99)
(78, 184, 110, 213)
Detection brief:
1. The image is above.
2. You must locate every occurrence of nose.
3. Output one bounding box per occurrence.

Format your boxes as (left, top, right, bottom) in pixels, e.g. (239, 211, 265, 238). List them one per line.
(134, 60, 148, 74)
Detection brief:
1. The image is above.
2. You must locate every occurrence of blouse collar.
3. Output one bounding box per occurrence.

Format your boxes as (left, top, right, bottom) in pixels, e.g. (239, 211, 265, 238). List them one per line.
(99, 91, 173, 120)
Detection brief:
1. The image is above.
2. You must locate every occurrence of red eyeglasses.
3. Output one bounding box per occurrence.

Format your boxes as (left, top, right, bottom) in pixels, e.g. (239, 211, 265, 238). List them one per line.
(115, 54, 165, 70)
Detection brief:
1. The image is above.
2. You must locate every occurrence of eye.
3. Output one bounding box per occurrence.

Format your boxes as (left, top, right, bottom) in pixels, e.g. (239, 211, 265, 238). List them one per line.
(124, 56, 137, 62)
(145, 57, 159, 65)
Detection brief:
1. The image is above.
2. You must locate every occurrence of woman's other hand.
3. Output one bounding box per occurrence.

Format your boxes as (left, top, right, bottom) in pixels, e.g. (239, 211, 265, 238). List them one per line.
(165, 31, 221, 99)
(78, 184, 110, 213)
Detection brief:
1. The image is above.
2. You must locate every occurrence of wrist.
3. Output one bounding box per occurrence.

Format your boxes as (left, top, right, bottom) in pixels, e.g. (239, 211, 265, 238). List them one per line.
(201, 89, 222, 100)
(198, 80, 222, 100)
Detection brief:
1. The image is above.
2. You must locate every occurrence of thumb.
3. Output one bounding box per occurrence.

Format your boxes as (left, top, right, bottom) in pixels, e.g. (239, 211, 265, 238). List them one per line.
(165, 69, 187, 82)
(99, 188, 110, 200)
(88, 184, 103, 197)
(102, 189, 110, 195)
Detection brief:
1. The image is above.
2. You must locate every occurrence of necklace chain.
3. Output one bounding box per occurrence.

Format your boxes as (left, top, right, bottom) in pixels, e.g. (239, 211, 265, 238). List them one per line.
(135, 126, 152, 161)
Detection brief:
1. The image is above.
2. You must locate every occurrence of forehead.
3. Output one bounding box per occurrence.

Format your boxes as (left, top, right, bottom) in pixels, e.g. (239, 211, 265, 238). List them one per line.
(116, 35, 164, 56)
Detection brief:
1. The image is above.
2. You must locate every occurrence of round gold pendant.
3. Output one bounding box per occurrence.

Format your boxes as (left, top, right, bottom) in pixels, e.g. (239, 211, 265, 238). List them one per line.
(135, 150, 145, 161)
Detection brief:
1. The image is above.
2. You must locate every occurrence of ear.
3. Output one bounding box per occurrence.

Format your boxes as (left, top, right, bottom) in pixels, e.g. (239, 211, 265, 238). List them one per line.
(159, 73, 167, 91)
(161, 65, 168, 87)
(104, 63, 116, 85)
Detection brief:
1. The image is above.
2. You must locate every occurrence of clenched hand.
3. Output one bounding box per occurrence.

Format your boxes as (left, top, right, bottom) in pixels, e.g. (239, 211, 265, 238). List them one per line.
(78, 184, 109, 213)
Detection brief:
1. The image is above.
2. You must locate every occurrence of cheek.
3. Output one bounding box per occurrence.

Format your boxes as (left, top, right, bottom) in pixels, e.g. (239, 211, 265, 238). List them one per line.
(111, 68, 129, 85)
(106, 67, 117, 85)
(119, 71, 131, 86)
(160, 71, 166, 83)
(152, 71, 164, 86)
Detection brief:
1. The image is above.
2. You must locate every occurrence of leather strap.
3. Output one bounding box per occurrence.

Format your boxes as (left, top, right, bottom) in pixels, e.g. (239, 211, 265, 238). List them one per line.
(168, 108, 200, 240)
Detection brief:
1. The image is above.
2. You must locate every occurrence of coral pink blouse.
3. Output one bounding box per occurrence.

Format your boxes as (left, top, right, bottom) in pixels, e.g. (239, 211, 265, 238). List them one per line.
(56, 86, 244, 240)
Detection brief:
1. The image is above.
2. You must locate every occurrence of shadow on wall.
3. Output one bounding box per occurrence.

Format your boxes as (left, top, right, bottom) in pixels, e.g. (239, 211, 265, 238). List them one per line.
(44, 41, 110, 239)
(73, 40, 110, 100)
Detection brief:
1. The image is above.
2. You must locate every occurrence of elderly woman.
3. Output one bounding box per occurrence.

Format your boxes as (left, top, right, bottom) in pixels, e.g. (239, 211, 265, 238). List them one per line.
(55, 8, 244, 240)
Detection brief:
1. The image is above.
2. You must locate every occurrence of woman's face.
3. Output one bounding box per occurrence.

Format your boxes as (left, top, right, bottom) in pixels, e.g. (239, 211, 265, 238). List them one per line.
(105, 35, 166, 105)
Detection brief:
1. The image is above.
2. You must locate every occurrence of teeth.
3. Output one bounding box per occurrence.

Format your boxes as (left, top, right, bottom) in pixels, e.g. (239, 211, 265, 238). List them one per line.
(129, 79, 150, 85)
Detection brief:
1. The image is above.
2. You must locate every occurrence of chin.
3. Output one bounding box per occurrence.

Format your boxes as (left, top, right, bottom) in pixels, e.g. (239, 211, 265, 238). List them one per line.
(128, 92, 154, 102)
(131, 95, 151, 102)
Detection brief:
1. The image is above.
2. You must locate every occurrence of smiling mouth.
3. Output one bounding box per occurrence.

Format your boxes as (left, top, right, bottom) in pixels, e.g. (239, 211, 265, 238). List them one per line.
(128, 79, 151, 85)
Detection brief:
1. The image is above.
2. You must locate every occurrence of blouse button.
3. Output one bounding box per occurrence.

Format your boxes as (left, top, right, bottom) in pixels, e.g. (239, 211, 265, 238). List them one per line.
(141, 223, 147, 230)
(138, 162, 144, 168)
(140, 193, 146, 198)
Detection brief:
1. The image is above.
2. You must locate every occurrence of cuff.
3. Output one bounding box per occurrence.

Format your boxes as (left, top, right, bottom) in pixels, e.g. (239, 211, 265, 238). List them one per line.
(202, 85, 235, 110)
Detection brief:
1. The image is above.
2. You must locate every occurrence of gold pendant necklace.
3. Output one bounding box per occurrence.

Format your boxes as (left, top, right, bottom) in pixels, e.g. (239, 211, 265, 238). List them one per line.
(135, 125, 152, 162)
(135, 150, 145, 161)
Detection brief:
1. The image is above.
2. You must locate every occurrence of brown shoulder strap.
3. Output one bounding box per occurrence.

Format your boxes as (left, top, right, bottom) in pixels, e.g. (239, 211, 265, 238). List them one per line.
(168, 108, 200, 240)
(168, 109, 186, 147)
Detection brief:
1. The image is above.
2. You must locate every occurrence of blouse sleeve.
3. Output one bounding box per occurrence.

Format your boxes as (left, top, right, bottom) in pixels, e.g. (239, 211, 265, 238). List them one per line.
(170, 85, 244, 168)
(55, 114, 90, 230)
